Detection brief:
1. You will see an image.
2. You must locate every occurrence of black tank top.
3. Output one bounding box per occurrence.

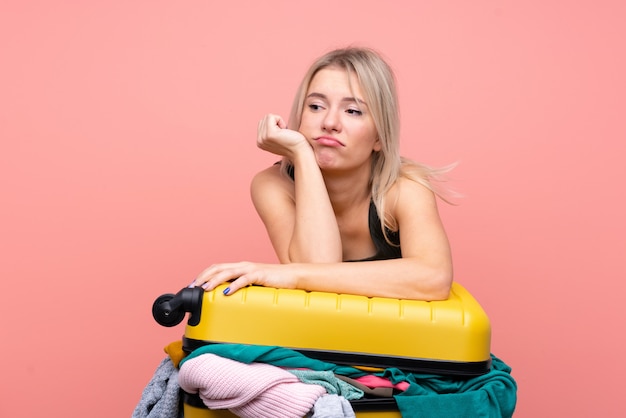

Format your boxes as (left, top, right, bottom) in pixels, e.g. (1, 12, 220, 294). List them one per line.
(284, 163, 401, 261)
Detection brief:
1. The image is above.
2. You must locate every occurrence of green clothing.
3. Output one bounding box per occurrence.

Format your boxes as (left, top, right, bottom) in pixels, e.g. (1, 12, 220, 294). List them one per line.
(180, 343, 366, 377)
(182, 344, 517, 418)
(288, 369, 365, 401)
(389, 355, 517, 418)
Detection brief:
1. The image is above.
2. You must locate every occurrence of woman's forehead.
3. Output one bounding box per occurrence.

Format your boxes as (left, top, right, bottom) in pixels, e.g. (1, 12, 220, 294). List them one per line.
(307, 67, 365, 100)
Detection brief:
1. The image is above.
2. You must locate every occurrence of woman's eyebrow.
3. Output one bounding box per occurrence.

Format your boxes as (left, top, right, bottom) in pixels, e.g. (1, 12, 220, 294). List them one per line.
(306, 92, 368, 107)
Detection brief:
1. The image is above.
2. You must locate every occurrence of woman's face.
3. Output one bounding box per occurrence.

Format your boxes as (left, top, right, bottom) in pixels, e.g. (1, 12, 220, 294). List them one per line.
(299, 67, 380, 172)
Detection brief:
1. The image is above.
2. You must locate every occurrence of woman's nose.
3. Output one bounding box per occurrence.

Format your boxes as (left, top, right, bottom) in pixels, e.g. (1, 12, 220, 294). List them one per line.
(322, 109, 341, 132)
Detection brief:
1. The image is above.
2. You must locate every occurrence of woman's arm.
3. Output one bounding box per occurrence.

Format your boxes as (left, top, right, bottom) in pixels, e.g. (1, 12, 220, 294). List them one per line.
(194, 177, 452, 301)
(293, 177, 453, 300)
(254, 114, 342, 263)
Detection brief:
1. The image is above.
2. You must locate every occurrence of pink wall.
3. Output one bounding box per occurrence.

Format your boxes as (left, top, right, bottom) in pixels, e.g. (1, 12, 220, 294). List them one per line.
(1, 1, 624, 417)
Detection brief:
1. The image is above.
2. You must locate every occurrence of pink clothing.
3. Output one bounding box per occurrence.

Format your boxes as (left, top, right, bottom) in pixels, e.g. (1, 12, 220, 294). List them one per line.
(178, 354, 326, 418)
(354, 375, 410, 392)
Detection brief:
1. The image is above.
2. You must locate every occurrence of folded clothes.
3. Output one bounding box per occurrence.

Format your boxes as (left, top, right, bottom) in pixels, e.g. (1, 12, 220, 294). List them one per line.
(310, 394, 356, 418)
(180, 343, 366, 378)
(178, 353, 326, 418)
(131, 358, 179, 418)
(163, 340, 185, 368)
(335, 375, 393, 398)
(182, 345, 517, 418)
(352, 374, 410, 392)
(390, 355, 517, 418)
(288, 369, 364, 400)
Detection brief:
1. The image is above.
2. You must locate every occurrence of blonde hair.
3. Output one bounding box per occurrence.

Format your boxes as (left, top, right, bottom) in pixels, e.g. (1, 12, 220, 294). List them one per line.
(284, 47, 453, 240)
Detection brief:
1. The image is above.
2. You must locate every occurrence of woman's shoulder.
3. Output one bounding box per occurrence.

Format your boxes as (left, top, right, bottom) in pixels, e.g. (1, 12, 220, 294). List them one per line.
(253, 162, 282, 179)
(251, 163, 294, 200)
(385, 172, 438, 218)
(398, 158, 458, 204)
(388, 172, 436, 199)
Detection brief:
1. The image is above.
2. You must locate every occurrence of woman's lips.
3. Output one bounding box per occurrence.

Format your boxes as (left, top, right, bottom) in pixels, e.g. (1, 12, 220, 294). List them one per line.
(314, 136, 345, 147)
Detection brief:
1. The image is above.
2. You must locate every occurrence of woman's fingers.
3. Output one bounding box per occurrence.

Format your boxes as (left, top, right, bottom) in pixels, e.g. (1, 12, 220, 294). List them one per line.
(257, 114, 284, 141)
(222, 273, 257, 295)
(192, 263, 232, 290)
(257, 113, 308, 157)
(192, 262, 260, 292)
(190, 262, 294, 295)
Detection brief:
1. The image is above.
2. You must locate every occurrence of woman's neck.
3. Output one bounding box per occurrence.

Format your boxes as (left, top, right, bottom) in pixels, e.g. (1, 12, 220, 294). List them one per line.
(322, 167, 372, 215)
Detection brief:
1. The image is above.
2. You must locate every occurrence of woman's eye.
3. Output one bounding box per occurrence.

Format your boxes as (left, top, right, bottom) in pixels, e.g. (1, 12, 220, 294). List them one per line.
(346, 108, 363, 116)
(308, 104, 322, 111)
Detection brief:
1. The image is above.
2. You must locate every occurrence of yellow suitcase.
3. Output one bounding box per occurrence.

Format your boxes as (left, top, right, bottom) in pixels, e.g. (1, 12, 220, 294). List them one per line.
(152, 282, 491, 417)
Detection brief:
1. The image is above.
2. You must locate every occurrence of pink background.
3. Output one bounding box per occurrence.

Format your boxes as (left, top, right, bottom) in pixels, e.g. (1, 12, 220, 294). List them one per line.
(1, 1, 624, 417)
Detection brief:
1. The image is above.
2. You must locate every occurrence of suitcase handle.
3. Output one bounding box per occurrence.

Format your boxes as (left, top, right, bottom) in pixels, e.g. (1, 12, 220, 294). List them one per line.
(152, 287, 204, 327)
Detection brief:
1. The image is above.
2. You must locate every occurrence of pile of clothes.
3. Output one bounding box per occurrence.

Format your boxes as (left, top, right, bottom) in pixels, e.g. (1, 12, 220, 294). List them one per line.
(133, 341, 517, 418)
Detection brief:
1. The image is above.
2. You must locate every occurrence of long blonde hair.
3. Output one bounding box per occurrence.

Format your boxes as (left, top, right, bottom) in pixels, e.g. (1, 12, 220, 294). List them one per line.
(285, 47, 453, 240)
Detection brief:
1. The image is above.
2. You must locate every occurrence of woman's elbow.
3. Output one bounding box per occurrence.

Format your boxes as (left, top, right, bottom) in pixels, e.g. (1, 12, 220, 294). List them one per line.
(429, 278, 452, 300)
(419, 267, 453, 301)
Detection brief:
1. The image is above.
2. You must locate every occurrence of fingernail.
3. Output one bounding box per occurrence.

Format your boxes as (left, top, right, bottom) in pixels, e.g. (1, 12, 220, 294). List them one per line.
(223, 287, 230, 295)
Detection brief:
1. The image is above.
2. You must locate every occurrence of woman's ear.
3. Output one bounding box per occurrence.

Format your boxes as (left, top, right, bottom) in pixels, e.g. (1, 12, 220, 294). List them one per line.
(373, 137, 382, 152)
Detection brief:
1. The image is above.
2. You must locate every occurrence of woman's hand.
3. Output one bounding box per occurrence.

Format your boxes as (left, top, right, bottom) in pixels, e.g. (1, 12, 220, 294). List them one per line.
(190, 262, 297, 295)
(257, 114, 310, 159)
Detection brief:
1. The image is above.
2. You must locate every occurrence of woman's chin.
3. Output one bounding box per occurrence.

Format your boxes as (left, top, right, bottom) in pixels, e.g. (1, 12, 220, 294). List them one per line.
(315, 150, 339, 169)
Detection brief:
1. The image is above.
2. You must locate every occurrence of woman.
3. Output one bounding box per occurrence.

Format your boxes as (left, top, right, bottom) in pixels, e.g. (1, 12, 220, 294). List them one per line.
(192, 47, 453, 301)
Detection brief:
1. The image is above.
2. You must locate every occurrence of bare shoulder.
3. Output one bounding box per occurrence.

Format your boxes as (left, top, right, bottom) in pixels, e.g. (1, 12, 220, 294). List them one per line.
(250, 164, 295, 210)
(251, 164, 293, 193)
(387, 175, 439, 215)
(252, 163, 283, 185)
